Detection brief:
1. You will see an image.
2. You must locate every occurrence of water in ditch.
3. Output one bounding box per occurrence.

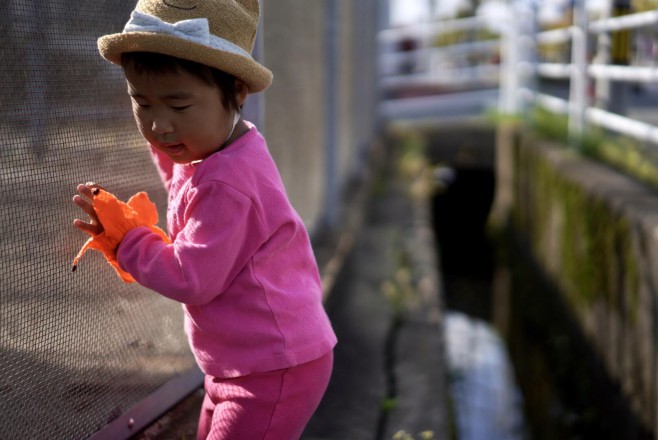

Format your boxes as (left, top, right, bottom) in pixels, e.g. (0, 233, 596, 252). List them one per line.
(432, 166, 652, 440)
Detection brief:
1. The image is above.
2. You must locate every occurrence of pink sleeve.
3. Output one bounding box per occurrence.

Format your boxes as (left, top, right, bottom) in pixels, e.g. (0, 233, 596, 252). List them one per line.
(149, 145, 174, 192)
(117, 182, 267, 304)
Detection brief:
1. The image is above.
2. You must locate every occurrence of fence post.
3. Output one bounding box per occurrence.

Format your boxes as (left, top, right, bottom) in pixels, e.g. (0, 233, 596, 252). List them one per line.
(594, 0, 612, 110)
(517, 1, 538, 115)
(568, 0, 588, 145)
(242, 1, 265, 129)
(498, 3, 520, 115)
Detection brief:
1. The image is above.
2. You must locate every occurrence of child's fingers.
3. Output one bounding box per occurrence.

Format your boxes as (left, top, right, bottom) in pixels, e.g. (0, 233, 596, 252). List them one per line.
(77, 183, 97, 200)
(73, 218, 102, 235)
(73, 194, 96, 216)
(85, 182, 105, 195)
(73, 193, 103, 235)
(73, 183, 107, 236)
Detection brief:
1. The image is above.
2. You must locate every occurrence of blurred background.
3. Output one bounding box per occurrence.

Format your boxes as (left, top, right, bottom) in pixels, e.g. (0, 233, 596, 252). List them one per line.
(4, 0, 658, 439)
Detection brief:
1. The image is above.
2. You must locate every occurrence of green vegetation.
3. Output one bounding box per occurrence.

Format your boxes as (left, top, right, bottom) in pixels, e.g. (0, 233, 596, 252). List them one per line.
(392, 430, 436, 440)
(635, 0, 658, 12)
(381, 396, 398, 414)
(512, 119, 641, 318)
(529, 106, 658, 192)
(393, 129, 440, 201)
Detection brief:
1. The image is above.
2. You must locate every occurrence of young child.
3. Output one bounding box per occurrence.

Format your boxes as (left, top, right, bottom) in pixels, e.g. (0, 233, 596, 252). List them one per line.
(72, 1, 337, 438)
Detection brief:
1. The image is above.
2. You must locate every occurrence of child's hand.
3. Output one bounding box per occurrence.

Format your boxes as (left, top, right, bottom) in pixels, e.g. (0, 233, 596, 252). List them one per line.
(71, 186, 169, 283)
(73, 182, 104, 236)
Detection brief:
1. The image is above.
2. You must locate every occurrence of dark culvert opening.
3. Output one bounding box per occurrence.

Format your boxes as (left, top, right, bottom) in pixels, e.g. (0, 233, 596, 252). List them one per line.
(432, 166, 495, 321)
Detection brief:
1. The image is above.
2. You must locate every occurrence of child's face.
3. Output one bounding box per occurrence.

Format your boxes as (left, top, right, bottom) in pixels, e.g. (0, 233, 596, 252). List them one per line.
(124, 66, 241, 164)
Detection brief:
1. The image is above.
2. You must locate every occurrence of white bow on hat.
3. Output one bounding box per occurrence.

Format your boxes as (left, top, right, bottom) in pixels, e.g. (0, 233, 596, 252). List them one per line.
(123, 11, 252, 59)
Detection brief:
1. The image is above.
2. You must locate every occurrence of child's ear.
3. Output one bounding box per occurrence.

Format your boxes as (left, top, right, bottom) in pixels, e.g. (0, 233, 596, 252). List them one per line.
(235, 79, 249, 107)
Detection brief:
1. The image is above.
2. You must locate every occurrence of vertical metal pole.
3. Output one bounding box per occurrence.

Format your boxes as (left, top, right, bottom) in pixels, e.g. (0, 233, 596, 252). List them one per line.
(512, 0, 536, 115)
(594, 0, 612, 110)
(380, 0, 391, 29)
(323, 0, 340, 228)
(499, 3, 519, 115)
(242, 1, 265, 129)
(354, 0, 374, 169)
(568, 0, 587, 145)
(521, 1, 539, 114)
(427, 0, 435, 18)
(376, 0, 390, 134)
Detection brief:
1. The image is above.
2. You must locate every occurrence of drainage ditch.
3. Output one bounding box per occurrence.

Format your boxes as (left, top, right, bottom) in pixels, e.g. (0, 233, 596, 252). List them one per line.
(432, 166, 652, 440)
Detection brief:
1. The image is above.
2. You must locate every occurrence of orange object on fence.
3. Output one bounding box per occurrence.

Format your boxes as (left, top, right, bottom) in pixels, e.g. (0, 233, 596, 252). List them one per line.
(72, 189, 170, 283)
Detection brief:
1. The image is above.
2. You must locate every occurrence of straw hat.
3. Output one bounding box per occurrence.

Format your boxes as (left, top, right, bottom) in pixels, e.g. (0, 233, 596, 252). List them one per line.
(98, 0, 272, 93)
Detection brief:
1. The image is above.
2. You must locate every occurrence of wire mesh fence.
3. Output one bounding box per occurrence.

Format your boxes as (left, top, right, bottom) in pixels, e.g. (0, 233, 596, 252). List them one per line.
(1, 1, 197, 438)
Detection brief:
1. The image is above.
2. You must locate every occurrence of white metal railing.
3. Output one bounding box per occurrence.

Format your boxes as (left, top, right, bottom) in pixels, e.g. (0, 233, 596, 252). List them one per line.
(587, 107, 658, 144)
(588, 64, 658, 82)
(378, 4, 658, 149)
(522, 4, 658, 147)
(380, 39, 500, 73)
(378, 16, 489, 44)
(536, 27, 573, 45)
(378, 16, 502, 94)
(380, 65, 500, 90)
(589, 9, 658, 33)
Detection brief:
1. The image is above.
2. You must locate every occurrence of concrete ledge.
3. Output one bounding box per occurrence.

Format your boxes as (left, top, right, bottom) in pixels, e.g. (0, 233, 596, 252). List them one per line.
(498, 126, 658, 434)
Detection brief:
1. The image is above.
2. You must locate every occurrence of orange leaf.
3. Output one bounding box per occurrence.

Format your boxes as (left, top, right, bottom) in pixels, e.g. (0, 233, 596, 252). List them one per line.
(72, 189, 170, 283)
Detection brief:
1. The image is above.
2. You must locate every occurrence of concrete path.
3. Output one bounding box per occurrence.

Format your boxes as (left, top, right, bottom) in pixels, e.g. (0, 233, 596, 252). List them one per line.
(303, 158, 449, 440)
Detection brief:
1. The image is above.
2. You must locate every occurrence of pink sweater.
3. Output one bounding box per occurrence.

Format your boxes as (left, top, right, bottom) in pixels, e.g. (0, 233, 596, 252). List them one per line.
(118, 125, 337, 378)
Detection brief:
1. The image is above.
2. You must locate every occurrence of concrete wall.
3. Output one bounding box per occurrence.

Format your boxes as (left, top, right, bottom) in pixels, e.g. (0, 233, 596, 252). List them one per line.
(496, 125, 658, 434)
(261, 2, 326, 227)
(261, 0, 380, 229)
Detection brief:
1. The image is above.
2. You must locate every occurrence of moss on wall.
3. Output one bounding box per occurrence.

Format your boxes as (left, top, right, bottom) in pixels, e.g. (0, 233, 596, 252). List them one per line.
(530, 106, 658, 194)
(511, 135, 640, 320)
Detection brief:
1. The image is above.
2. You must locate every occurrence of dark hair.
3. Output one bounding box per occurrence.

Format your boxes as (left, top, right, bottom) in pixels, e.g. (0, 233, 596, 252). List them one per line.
(121, 52, 239, 111)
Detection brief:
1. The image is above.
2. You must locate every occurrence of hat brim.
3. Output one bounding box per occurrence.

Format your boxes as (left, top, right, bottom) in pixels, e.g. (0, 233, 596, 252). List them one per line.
(98, 32, 273, 93)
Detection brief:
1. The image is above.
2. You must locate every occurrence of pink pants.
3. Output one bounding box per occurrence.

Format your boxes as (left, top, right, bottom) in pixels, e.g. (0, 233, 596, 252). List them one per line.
(197, 351, 333, 440)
